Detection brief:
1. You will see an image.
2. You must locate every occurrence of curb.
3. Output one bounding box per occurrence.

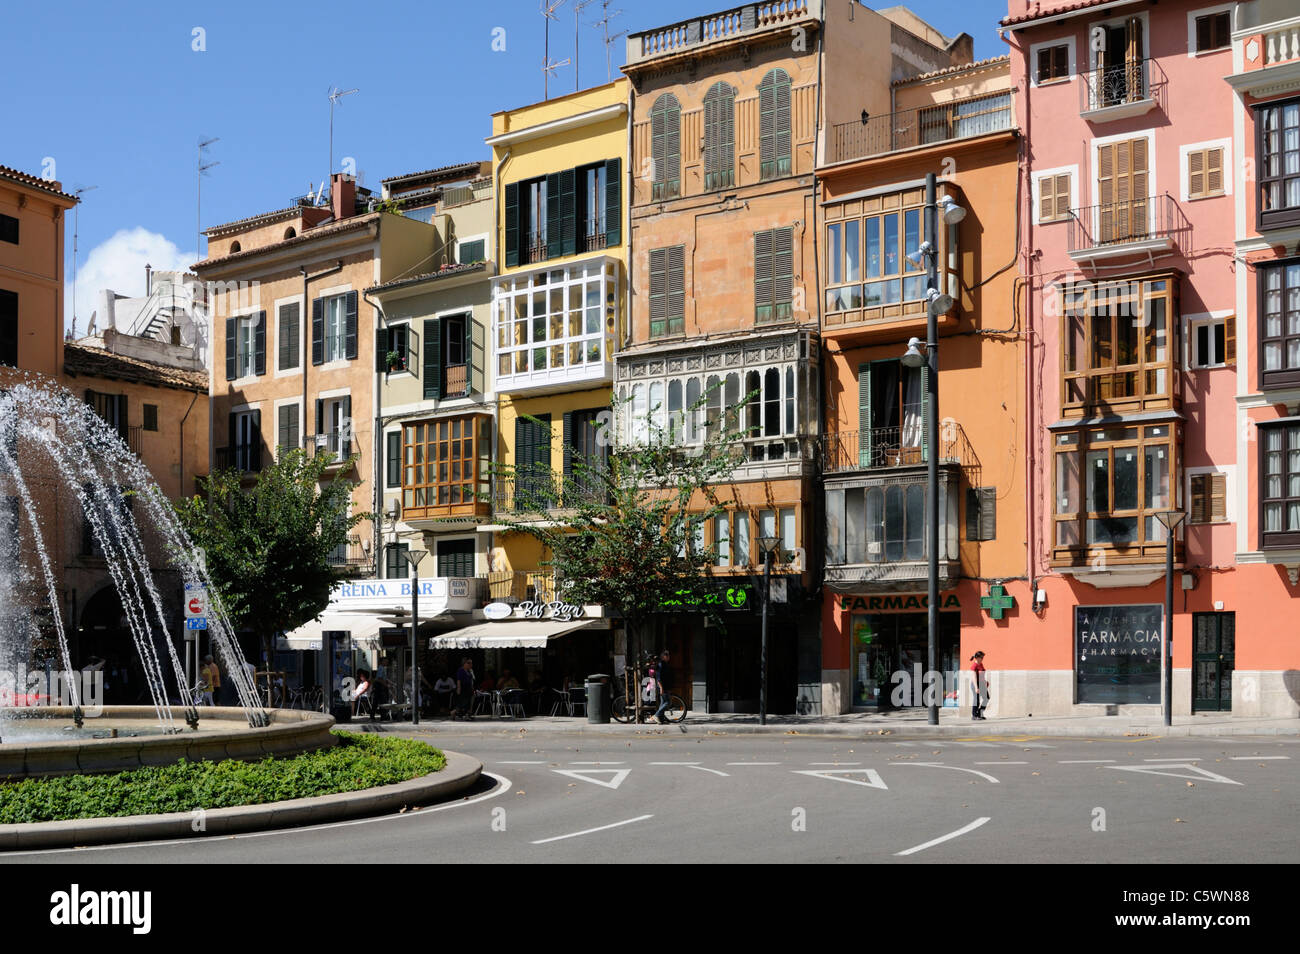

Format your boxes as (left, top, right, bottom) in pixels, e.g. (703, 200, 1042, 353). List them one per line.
(397, 721, 1298, 740)
(0, 750, 483, 851)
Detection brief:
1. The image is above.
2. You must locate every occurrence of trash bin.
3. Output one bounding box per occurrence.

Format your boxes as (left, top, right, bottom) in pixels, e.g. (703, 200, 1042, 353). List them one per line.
(586, 673, 610, 724)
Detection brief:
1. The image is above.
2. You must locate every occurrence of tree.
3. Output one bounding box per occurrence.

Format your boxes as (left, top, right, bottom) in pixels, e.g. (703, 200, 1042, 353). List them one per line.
(174, 448, 368, 665)
(496, 394, 751, 716)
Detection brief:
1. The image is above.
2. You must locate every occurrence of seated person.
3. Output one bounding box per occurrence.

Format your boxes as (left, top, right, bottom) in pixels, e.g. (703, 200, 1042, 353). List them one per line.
(352, 669, 372, 717)
(497, 669, 520, 691)
(478, 671, 497, 692)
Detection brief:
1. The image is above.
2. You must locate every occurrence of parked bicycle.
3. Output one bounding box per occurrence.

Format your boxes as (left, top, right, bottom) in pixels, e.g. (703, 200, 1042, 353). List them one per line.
(611, 655, 686, 724)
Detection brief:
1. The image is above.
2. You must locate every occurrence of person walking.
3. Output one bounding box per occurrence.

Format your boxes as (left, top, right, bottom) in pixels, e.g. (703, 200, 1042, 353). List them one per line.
(452, 657, 476, 720)
(199, 655, 221, 707)
(651, 649, 672, 724)
(970, 650, 988, 721)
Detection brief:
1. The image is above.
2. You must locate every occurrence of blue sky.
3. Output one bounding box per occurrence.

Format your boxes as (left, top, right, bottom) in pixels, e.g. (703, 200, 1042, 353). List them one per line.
(3, 0, 1009, 331)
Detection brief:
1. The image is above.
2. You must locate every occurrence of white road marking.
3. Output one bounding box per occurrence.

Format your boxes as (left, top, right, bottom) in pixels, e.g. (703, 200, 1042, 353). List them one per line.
(685, 765, 730, 777)
(1229, 756, 1289, 760)
(900, 763, 1000, 783)
(531, 814, 654, 845)
(895, 817, 991, 856)
(497, 760, 547, 765)
(793, 768, 887, 789)
(0, 771, 514, 856)
(1107, 764, 1242, 785)
(975, 761, 1027, 765)
(1144, 757, 1202, 762)
(809, 762, 861, 765)
(726, 762, 782, 766)
(1059, 759, 1116, 764)
(570, 761, 625, 765)
(551, 768, 630, 790)
(649, 761, 701, 765)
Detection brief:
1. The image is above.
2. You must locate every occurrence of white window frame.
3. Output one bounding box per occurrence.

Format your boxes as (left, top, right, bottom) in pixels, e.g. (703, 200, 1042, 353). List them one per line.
(1179, 137, 1232, 202)
(434, 536, 479, 578)
(1032, 164, 1080, 224)
(1186, 3, 1235, 57)
(316, 282, 353, 370)
(1186, 465, 1235, 524)
(386, 321, 414, 377)
(455, 232, 490, 266)
(1029, 36, 1076, 87)
(1085, 10, 1152, 109)
(273, 294, 305, 379)
(232, 312, 260, 382)
(1185, 309, 1233, 369)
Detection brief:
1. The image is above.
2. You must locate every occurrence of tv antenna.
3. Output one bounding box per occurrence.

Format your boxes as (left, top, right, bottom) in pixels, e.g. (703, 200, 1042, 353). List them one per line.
(592, 1, 626, 82)
(328, 86, 359, 184)
(541, 0, 570, 100)
(197, 137, 220, 263)
(70, 184, 98, 338)
(574, 0, 598, 92)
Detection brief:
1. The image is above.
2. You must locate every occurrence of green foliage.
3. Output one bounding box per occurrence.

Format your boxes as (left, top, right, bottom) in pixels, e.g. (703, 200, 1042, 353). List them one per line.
(0, 733, 445, 824)
(174, 447, 369, 645)
(496, 391, 751, 646)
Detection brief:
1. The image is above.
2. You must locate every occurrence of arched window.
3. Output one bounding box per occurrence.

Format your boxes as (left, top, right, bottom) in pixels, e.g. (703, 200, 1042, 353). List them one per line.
(758, 69, 792, 180)
(705, 374, 722, 442)
(668, 379, 684, 443)
(703, 82, 736, 191)
(649, 94, 681, 200)
(632, 384, 648, 444)
(764, 368, 781, 436)
(284, 226, 297, 239)
(229, 241, 241, 253)
(686, 377, 702, 443)
(648, 381, 665, 441)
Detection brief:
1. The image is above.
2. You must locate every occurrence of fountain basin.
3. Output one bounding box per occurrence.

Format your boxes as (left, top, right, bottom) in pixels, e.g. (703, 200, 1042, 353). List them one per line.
(0, 706, 337, 779)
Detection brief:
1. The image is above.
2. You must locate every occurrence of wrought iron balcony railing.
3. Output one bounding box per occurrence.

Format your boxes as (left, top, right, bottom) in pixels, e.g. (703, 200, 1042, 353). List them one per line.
(1066, 194, 1187, 256)
(822, 422, 979, 475)
(830, 92, 1013, 164)
(1080, 55, 1166, 113)
(310, 431, 354, 466)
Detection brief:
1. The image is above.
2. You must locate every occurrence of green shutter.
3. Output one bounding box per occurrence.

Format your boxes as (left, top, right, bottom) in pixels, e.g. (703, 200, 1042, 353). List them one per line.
(311, 298, 324, 366)
(649, 248, 667, 337)
(562, 411, 574, 478)
(559, 167, 577, 256)
(668, 245, 685, 334)
(375, 327, 389, 372)
(253, 310, 266, 375)
(754, 230, 774, 323)
(604, 158, 621, 247)
(225, 317, 236, 380)
(546, 172, 562, 259)
(423, 318, 441, 400)
(774, 227, 794, 321)
(504, 181, 519, 267)
(858, 364, 872, 468)
(344, 292, 358, 360)
(759, 69, 792, 179)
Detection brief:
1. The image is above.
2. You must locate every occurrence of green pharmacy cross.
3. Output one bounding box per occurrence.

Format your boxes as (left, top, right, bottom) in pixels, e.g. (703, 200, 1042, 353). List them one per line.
(980, 584, 1015, 620)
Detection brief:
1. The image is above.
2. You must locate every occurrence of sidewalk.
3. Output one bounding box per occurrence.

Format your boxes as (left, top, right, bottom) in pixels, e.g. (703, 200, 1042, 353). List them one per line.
(344, 709, 1300, 739)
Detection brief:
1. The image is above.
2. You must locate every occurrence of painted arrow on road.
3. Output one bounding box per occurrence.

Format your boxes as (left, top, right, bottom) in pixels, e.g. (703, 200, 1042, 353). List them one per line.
(793, 768, 888, 789)
(552, 769, 631, 790)
(1105, 763, 1242, 785)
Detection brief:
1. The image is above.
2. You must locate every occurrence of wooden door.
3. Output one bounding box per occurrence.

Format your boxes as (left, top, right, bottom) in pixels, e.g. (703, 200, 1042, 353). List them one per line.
(1097, 138, 1149, 243)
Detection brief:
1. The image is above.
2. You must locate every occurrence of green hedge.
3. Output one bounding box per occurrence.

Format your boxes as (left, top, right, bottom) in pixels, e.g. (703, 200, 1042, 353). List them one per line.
(0, 732, 445, 824)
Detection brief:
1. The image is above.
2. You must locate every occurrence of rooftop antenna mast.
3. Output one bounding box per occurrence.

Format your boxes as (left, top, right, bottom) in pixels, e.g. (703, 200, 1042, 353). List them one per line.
(541, 0, 570, 100)
(197, 137, 220, 264)
(593, 1, 626, 82)
(574, 0, 598, 92)
(70, 184, 98, 339)
(328, 86, 359, 189)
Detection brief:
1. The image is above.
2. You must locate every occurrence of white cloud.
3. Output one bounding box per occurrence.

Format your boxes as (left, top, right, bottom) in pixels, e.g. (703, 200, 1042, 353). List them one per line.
(66, 228, 195, 333)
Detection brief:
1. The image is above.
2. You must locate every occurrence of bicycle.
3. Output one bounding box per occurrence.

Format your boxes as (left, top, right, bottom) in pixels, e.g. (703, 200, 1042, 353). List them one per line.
(610, 656, 687, 724)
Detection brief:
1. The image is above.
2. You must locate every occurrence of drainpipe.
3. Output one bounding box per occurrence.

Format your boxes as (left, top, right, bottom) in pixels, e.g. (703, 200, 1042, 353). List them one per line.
(363, 286, 386, 578)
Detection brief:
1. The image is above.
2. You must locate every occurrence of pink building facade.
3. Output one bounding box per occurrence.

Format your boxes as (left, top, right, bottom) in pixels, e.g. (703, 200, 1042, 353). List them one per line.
(1000, 0, 1299, 718)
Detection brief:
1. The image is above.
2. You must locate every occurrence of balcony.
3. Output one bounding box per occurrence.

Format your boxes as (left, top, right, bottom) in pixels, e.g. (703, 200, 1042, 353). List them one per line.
(215, 443, 261, 474)
(626, 0, 820, 70)
(328, 536, 371, 575)
(1066, 194, 1188, 264)
(311, 431, 354, 470)
(1079, 56, 1166, 123)
(443, 362, 470, 398)
(829, 92, 1014, 165)
(1229, 13, 1300, 94)
(822, 422, 980, 476)
(486, 570, 557, 604)
(493, 472, 609, 514)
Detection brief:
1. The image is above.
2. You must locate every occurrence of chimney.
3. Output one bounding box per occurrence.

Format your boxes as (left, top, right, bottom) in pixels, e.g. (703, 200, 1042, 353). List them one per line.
(145, 263, 152, 294)
(331, 173, 356, 221)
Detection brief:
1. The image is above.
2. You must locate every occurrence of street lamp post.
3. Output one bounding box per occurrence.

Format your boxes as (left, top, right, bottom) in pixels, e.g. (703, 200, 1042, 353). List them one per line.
(402, 548, 427, 725)
(901, 172, 962, 726)
(1154, 510, 1186, 728)
(758, 533, 781, 726)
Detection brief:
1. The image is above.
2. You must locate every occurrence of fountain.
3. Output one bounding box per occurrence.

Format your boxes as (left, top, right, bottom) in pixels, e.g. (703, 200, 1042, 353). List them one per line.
(0, 375, 334, 778)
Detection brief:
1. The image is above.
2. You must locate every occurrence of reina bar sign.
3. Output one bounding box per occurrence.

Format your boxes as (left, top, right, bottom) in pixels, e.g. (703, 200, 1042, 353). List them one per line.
(840, 594, 961, 612)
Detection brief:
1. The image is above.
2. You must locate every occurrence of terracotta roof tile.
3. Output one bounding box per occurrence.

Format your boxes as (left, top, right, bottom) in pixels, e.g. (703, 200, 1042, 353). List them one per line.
(367, 262, 488, 294)
(0, 164, 78, 201)
(63, 343, 207, 392)
(193, 212, 384, 270)
(1001, 0, 1129, 28)
(894, 55, 1011, 85)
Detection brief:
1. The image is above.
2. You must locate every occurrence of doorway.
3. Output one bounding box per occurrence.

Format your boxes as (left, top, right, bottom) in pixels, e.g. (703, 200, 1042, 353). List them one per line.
(1192, 612, 1234, 712)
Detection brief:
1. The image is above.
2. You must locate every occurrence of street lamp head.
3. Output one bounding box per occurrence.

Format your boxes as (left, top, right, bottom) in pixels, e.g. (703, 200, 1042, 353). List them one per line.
(758, 534, 781, 557)
(402, 548, 427, 571)
(926, 286, 954, 316)
(905, 241, 933, 269)
(901, 337, 926, 368)
(938, 194, 967, 224)
(1153, 510, 1187, 532)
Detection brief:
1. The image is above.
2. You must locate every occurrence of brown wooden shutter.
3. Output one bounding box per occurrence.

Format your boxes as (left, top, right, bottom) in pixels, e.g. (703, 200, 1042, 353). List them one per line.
(1206, 147, 1223, 196)
(1039, 177, 1055, 222)
(1055, 174, 1072, 220)
(1098, 143, 1115, 239)
(1210, 473, 1227, 522)
(1189, 474, 1208, 524)
(1130, 137, 1149, 234)
(1188, 148, 1206, 199)
(1224, 315, 1236, 365)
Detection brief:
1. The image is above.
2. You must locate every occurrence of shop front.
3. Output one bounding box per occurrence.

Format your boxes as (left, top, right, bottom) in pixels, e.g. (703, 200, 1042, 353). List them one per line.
(1074, 603, 1163, 705)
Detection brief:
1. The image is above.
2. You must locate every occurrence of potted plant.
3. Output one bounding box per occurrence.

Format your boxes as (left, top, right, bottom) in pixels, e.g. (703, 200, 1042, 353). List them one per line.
(385, 350, 404, 372)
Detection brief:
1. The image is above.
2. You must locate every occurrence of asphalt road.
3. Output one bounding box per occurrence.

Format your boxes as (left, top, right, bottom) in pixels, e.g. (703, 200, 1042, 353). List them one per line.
(3, 732, 1297, 864)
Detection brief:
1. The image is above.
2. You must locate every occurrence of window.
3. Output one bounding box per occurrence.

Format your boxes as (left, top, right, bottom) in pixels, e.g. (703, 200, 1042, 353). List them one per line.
(503, 160, 621, 267)
(714, 513, 731, 566)
(759, 507, 797, 558)
(758, 69, 792, 180)
(754, 228, 795, 324)
(312, 291, 357, 365)
(492, 260, 616, 382)
(385, 543, 409, 579)
(423, 313, 475, 399)
(563, 407, 609, 500)
(1052, 424, 1175, 558)
(277, 403, 300, 455)
(224, 311, 265, 380)
(278, 302, 300, 371)
(1189, 472, 1226, 525)
(1188, 315, 1234, 369)
(437, 539, 476, 578)
(1261, 423, 1300, 549)
(1259, 261, 1300, 389)
(402, 415, 489, 519)
(649, 94, 682, 200)
(824, 191, 928, 316)
(703, 82, 736, 192)
(1038, 173, 1073, 223)
(1257, 98, 1300, 229)
(1096, 137, 1150, 242)
(580, 163, 607, 251)
(0, 214, 18, 245)
(386, 431, 401, 488)
(142, 404, 159, 432)
(1194, 11, 1230, 53)
(85, 390, 128, 442)
(1037, 43, 1070, 83)
(649, 246, 685, 337)
(966, 487, 997, 541)
(385, 323, 411, 373)
(855, 360, 926, 467)
(0, 289, 16, 367)
(458, 238, 486, 264)
(1187, 147, 1224, 199)
(226, 409, 262, 472)
(827, 481, 958, 565)
(1088, 15, 1146, 109)
(1060, 276, 1175, 412)
(313, 396, 351, 459)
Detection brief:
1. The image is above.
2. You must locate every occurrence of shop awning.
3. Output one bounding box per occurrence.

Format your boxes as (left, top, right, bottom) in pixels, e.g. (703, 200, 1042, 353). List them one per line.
(277, 615, 389, 651)
(429, 618, 596, 650)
